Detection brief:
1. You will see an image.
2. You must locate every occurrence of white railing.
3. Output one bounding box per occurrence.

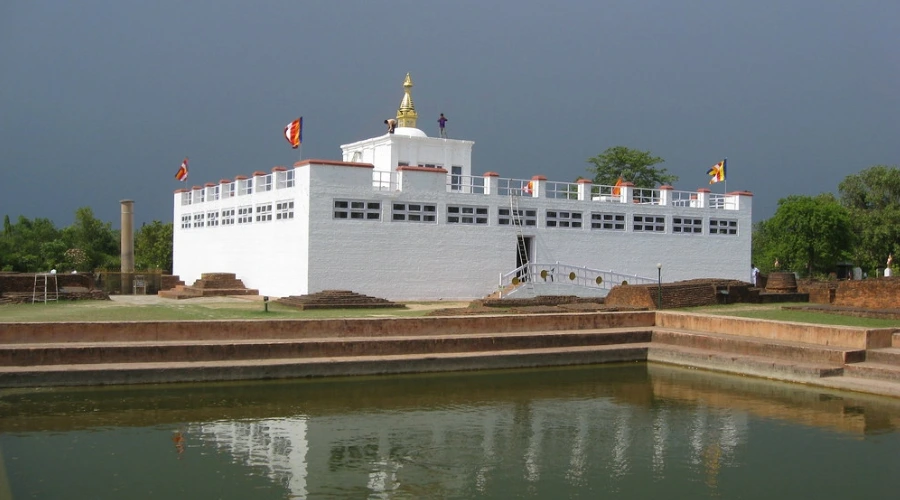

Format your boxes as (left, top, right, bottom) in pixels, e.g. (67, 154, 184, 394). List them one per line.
(544, 181, 579, 200)
(498, 178, 532, 196)
(590, 184, 623, 202)
(372, 171, 397, 191)
(670, 190, 699, 207)
(709, 193, 726, 209)
(446, 174, 486, 194)
(498, 262, 657, 298)
(632, 187, 661, 205)
(180, 170, 744, 213)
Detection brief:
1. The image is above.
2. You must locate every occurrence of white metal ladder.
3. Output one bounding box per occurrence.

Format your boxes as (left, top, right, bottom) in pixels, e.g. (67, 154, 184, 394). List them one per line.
(32, 273, 59, 304)
(509, 193, 534, 293)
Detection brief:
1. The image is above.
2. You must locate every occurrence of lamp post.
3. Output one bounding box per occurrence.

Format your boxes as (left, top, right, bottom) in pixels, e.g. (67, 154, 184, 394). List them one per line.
(656, 263, 662, 310)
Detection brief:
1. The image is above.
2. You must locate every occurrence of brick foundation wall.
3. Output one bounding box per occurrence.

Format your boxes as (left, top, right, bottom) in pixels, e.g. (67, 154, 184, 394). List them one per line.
(833, 278, 900, 309)
(802, 280, 837, 304)
(605, 279, 752, 310)
(0, 273, 94, 294)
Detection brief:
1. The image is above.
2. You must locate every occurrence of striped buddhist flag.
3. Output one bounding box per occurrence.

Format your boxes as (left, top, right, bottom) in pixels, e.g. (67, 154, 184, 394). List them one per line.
(707, 159, 726, 184)
(612, 177, 623, 196)
(174, 157, 189, 182)
(284, 117, 302, 149)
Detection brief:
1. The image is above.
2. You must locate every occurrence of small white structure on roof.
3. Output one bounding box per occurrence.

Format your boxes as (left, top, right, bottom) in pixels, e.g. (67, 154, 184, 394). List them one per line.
(173, 74, 752, 300)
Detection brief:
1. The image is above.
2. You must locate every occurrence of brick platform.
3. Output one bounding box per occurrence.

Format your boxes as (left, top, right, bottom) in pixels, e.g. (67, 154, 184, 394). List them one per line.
(277, 290, 403, 310)
(158, 272, 259, 299)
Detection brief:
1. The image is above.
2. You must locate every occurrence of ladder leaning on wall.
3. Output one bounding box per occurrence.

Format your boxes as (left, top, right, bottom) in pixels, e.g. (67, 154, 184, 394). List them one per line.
(32, 272, 59, 304)
(509, 192, 534, 294)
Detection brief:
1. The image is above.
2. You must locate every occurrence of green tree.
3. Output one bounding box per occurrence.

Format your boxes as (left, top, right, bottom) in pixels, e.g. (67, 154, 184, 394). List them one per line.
(757, 194, 854, 277)
(0, 216, 64, 272)
(61, 207, 119, 271)
(838, 165, 900, 272)
(135, 221, 173, 272)
(586, 146, 677, 188)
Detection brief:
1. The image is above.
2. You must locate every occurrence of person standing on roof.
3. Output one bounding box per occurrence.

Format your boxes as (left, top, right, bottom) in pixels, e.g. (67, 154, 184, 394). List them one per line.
(384, 118, 397, 134)
(438, 113, 448, 138)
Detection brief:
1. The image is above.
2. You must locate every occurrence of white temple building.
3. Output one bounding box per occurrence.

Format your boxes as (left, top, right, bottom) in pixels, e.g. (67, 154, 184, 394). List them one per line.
(172, 73, 752, 300)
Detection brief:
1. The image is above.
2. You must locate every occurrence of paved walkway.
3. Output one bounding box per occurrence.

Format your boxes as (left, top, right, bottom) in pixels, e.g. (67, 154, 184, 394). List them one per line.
(109, 295, 260, 305)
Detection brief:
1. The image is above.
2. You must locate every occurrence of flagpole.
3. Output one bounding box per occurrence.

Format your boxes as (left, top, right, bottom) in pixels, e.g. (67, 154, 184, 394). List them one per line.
(723, 157, 727, 193)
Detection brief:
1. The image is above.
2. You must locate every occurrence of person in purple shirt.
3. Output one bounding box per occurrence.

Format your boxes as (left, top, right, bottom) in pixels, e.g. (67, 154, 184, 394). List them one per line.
(438, 113, 448, 138)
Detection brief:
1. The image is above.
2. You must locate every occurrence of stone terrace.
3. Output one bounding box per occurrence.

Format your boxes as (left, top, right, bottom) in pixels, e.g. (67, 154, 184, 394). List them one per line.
(1, 311, 899, 399)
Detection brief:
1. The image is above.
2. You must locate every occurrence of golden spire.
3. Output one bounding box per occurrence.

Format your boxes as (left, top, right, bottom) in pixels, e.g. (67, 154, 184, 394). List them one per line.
(396, 73, 418, 128)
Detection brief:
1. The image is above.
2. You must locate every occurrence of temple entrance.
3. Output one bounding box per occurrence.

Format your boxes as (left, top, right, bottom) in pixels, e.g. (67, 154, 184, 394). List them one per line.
(516, 236, 532, 280)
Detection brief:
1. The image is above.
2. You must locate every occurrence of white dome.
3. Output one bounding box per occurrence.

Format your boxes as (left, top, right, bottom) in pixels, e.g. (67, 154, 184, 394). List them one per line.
(394, 127, 427, 138)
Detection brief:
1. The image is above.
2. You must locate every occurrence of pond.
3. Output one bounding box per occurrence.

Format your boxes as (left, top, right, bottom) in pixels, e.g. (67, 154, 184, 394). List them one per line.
(1, 363, 897, 499)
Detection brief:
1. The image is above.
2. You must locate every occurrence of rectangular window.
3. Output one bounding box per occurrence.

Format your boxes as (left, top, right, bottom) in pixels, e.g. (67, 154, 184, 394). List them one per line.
(392, 202, 437, 222)
(276, 170, 295, 189)
(238, 179, 253, 196)
(276, 200, 294, 220)
(255, 203, 273, 222)
(192, 213, 205, 228)
(447, 205, 489, 224)
(591, 212, 625, 230)
(224, 183, 235, 198)
(710, 218, 738, 235)
(207, 185, 220, 201)
(206, 211, 219, 227)
(256, 174, 273, 193)
(498, 208, 537, 226)
(672, 217, 703, 234)
(633, 214, 665, 232)
(546, 210, 583, 228)
(221, 208, 235, 225)
(181, 214, 191, 229)
(237, 206, 253, 224)
(333, 200, 381, 220)
(194, 189, 205, 204)
(181, 192, 192, 206)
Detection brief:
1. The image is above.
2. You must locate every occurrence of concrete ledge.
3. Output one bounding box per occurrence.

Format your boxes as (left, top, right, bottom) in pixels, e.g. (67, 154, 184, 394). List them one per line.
(0, 345, 650, 388)
(0, 311, 657, 344)
(656, 311, 895, 349)
(648, 344, 844, 382)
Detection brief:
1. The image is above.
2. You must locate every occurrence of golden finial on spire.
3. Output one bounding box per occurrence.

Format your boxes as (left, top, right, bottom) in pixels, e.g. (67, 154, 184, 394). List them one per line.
(396, 73, 418, 128)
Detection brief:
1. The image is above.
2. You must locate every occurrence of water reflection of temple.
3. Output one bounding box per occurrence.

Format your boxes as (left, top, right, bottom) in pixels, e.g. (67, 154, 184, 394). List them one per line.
(190, 398, 748, 498)
(4, 364, 900, 497)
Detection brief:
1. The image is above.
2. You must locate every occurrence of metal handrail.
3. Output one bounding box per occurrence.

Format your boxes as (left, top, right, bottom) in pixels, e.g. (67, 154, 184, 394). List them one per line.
(499, 262, 656, 297)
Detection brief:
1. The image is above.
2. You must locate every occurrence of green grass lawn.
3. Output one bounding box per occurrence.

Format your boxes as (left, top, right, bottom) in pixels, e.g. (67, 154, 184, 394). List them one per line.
(683, 303, 900, 328)
(0, 300, 441, 322)
(3, 300, 900, 328)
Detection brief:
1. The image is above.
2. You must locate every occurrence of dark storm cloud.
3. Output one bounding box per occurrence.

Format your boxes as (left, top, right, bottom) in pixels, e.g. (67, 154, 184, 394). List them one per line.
(1, 0, 897, 227)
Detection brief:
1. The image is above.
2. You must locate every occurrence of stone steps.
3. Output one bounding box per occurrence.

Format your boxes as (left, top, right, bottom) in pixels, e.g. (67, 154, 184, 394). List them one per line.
(0, 344, 651, 388)
(0, 329, 652, 367)
(866, 347, 900, 366)
(652, 328, 866, 365)
(843, 362, 900, 383)
(647, 344, 845, 381)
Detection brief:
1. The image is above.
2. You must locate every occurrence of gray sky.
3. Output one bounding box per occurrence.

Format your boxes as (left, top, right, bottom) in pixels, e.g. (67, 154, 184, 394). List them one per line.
(2, 0, 898, 228)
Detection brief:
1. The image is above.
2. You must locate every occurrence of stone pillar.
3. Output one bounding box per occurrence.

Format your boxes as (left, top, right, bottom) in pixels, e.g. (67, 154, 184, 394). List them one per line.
(120, 200, 135, 295)
(577, 178, 592, 201)
(120, 200, 135, 273)
(659, 185, 673, 206)
(483, 172, 499, 195)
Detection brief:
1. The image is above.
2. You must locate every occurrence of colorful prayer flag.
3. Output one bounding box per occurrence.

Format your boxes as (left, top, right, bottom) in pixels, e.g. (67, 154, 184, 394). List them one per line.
(284, 117, 302, 149)
(175, 157, 189, 182)
(612, 177, 623, 196)
(707, 159, 726, 184)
